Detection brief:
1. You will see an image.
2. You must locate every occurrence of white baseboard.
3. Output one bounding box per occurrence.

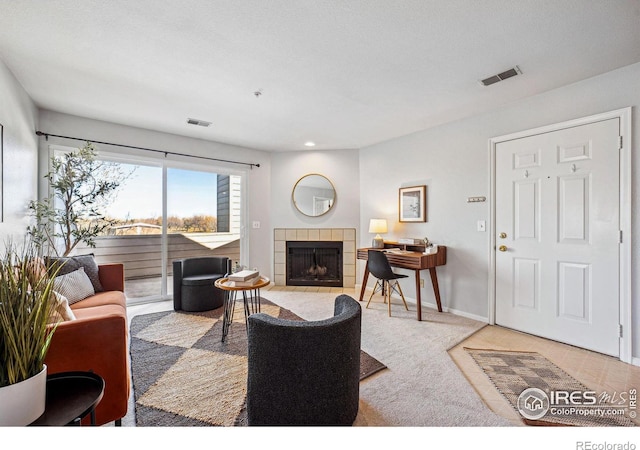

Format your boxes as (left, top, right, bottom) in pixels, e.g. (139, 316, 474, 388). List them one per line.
(354, 283, 488, 323)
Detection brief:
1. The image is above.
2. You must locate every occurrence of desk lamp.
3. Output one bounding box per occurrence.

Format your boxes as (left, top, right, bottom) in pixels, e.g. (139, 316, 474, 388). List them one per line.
(369, 219, 388, 249)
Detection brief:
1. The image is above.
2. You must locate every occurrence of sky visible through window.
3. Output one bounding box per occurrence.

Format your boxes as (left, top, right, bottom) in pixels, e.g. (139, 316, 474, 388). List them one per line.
(106, 164, 218, 220)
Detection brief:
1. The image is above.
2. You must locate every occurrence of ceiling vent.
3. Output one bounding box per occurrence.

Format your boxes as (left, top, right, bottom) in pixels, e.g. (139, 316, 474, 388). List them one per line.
(480, 66, 522, 86)
(186, 118, 212, 127)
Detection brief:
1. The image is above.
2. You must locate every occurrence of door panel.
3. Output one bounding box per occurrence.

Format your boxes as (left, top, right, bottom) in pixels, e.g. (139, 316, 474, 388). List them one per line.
(513, 258, 539, 310)
(514, 180, 539, 240)
(557, 261, 590, 322)
(558, 175, 589, 243)
(495, 118, 620, 356)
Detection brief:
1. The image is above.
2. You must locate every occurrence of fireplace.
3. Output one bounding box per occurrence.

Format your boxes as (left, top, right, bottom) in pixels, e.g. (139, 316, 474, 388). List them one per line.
(286, 241, 343, 287)
(274, 228, 356, 287)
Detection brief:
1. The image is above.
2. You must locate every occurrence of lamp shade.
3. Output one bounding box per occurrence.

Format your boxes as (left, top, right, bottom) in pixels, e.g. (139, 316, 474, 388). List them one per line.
(368, 219, 388, 234)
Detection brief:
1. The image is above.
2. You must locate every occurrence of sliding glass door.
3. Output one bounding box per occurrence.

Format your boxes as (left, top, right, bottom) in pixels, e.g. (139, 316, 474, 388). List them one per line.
(166, 168, 241, 298)
(70, 152, 243, 305)
(101, 163, 165, 301)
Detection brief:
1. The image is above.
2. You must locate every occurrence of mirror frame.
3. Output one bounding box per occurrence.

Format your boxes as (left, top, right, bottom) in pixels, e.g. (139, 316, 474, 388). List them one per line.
(292, 173, 336, 217)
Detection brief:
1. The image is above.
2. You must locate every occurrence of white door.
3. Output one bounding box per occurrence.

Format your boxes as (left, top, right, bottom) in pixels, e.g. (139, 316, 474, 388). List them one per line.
(495, 118, 620, 356)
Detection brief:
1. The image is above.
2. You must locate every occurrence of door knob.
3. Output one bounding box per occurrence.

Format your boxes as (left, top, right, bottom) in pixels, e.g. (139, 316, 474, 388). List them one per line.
(498, 245, 508, 252)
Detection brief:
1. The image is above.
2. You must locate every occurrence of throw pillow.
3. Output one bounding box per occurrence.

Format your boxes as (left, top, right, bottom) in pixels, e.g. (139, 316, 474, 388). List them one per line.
(46, 254, 104, 292)
(48, 291, 77, 324)
(53, 267, 96, 305)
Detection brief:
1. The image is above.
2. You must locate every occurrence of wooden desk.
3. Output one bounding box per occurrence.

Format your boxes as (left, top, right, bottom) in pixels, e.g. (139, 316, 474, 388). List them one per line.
(357, 245, 447, 321)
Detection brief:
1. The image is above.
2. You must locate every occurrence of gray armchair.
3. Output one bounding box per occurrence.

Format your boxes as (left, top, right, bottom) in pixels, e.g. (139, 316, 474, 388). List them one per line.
(172, 256, 230, 312)
(246, 294, 362, 426)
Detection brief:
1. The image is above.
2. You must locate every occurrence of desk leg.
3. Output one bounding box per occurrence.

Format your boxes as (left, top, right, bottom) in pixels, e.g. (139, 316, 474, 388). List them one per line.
(414, 270, 422, 321)
(359, 263, 370, 302)
(429, 267, 443, 312)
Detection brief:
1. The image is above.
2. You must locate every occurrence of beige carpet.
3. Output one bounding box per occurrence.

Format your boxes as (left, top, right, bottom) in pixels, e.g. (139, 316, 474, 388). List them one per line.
(130, 297, 385, 426)
(465, 348, 634, 427)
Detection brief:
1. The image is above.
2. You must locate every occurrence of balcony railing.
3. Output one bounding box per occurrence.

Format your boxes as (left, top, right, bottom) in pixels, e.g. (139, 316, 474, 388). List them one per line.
(75, 232, 240, 300)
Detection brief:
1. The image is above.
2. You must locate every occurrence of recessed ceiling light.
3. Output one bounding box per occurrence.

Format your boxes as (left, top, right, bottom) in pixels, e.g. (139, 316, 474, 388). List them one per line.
(304, 141, 316, 147)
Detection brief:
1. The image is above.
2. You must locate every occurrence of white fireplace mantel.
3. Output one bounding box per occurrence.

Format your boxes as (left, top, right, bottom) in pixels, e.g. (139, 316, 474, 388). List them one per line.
(274, 228, 356, 287)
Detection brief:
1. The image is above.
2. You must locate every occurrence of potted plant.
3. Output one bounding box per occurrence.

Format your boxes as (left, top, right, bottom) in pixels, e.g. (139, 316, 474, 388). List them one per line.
(27, 141, 134, 256)
(0, 238, 59, 425)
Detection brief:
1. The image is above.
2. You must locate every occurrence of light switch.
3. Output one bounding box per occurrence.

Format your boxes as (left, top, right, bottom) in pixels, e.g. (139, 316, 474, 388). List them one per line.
(477, 220, 486, 232)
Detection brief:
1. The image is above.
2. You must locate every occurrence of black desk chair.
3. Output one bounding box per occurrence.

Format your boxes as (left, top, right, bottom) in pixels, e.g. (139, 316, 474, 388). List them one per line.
(366, 249, 409, 316)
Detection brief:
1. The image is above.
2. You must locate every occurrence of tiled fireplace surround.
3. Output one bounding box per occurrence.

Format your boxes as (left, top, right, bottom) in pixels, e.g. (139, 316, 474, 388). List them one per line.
(273, 228, 356, 287)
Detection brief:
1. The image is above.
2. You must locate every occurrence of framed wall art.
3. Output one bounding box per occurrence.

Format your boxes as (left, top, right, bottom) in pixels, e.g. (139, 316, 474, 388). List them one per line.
(399, 185, 426, 222)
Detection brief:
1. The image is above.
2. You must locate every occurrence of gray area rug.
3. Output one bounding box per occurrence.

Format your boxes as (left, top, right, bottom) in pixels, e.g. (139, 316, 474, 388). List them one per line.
(130, 297, 386, 426)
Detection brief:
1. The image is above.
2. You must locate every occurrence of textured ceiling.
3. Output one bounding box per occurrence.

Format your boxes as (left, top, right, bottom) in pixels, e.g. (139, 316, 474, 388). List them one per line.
(1, 0, 639, 152)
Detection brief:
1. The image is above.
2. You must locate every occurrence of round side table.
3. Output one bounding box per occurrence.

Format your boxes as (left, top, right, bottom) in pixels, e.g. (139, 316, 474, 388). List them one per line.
(215, 276, 270, 342)
(30, 371, 104, 426)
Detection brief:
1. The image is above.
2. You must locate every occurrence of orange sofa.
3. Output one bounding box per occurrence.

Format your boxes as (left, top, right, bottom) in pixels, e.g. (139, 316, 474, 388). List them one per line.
(45, 263, 130, 426)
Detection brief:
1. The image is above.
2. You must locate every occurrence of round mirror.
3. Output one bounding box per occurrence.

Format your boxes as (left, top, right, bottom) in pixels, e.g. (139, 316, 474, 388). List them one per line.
(292, 174, 336, 217)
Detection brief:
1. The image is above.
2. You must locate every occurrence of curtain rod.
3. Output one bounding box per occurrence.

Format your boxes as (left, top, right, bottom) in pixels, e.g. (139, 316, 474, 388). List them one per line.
(35, 131, 260, 169)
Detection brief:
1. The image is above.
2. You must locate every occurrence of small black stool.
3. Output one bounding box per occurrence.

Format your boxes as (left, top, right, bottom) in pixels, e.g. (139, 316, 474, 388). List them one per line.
(173, 257, 231, 312)
(181, 274, 225, 311)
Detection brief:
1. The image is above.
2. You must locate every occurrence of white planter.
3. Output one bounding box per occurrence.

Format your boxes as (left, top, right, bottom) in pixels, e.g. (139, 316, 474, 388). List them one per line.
(0, 364, 47, 426)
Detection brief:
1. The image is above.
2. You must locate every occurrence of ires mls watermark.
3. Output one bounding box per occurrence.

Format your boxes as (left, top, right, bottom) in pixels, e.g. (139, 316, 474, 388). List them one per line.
(517, 387, 637, 421)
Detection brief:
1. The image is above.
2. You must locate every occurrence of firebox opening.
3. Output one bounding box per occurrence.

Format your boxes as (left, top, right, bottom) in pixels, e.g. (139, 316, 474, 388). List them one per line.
(286, 241, 343, 287)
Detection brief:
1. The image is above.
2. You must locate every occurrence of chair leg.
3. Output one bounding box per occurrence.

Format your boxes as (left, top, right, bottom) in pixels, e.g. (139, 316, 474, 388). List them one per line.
(386, 280, 409, 314)
(366, 279, 382, 309)
(395, 281, 409, 311)
(386, 281, 392, 317)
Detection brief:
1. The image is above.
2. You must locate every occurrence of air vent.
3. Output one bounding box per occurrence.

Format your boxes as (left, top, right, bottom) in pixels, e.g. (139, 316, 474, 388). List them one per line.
(480, 66, 522, 86)
(186, 118, 212, 127)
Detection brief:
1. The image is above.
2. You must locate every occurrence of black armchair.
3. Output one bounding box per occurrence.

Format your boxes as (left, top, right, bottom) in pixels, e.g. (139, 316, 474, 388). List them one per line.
(246, 294, 362, 426)
(172, 256, 231, 312)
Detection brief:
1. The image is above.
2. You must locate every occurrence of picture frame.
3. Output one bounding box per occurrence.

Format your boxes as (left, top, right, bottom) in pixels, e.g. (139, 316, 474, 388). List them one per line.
(399, 185, 426, 222)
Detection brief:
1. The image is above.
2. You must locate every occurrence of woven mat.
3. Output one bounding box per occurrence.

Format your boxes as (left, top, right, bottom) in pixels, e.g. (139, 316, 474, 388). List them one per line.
(465, 348, 635, 427)
(130, 298, 386, 426)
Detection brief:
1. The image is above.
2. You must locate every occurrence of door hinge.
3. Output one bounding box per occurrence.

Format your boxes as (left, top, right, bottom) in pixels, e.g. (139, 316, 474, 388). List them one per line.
(619, 136, 623, 149)
(619, 230, 623, 244)
(619, 324, 623, 338)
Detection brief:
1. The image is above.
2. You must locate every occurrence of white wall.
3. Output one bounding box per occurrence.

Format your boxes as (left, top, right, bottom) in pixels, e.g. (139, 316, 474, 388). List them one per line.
(37, 110, 273, 274)
(360, 62, 640, 356)
(0, 59, 39, 244)
(270, 149, 360, 230)
(269, 149, 360, 284)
